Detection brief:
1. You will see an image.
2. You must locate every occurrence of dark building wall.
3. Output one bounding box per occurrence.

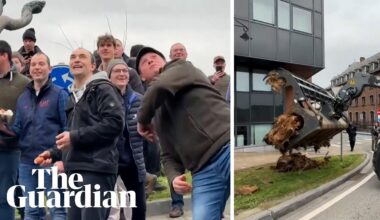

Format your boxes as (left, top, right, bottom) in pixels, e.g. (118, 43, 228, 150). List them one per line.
(235, 0, 324, 75)
(234, 0, 324, 147)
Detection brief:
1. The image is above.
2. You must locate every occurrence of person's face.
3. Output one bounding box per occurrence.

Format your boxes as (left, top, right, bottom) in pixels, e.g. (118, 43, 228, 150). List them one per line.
(98, 41, 115, 61)
(12, 57, 24, 73)
(23, 39, 35, 53)
(69, 48, 95, 77)
(169, 43, 187, 60)
(0, 53, 10, 70)
(110, 64, 129, 89)
(139, 52, 166, 81)
(214, 59, 226, 72)
(114, 40, 124, 59)
(30, 54, 51, 83)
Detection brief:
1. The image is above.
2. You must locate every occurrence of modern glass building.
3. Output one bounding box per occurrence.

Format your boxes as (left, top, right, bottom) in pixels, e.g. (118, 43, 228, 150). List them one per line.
(234, 0, 325, 147)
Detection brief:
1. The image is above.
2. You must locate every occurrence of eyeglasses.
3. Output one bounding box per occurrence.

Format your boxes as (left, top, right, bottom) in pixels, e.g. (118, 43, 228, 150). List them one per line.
(112, 69, 128, 74)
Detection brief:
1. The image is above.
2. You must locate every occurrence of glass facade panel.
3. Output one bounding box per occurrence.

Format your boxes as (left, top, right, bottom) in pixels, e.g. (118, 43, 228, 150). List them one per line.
(278, 0, 290, 29)
(236, 92, 250, 123)
(253, 0, 275, 24)
(293, 6, 312, 33)
(274, 93, 284, 116)
(252, 73, 271, 91)
(236, 126, 249, 146)
(251, 124, 272, 145)
(237, 71, 250, 92)
(251, 93, 274, 122)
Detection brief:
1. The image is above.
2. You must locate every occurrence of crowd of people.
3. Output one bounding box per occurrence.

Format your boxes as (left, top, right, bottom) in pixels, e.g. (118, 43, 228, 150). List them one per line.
(0, 27, 231, 220)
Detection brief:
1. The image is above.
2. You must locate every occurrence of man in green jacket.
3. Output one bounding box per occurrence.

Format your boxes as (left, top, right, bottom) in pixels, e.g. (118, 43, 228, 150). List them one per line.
(136, 47, 230, 220)
(0, 40, 30, 220)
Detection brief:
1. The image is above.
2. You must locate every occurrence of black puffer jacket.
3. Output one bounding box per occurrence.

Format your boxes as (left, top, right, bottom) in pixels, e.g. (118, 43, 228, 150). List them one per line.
(63, 72, 125, 175)
(117, 86, 146, 182)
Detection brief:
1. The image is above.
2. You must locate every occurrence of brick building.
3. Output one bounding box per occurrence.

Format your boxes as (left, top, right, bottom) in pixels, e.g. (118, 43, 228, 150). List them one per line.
(331, 54, 380, 129)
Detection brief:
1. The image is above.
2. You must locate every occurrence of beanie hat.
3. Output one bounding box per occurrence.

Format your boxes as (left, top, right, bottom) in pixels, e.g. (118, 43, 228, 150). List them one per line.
(136, 46, 165, 74)
(130, 44, 144, 58)
(23, 28, 36, 42)
(106, 59, 128, 77)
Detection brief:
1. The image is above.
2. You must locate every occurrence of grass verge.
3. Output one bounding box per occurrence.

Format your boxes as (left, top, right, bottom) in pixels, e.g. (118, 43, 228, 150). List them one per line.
(235, 154, 365, 214)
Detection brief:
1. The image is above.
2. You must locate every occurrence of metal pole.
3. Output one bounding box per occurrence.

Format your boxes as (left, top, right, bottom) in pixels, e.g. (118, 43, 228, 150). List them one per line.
(340, 131, 343, 161)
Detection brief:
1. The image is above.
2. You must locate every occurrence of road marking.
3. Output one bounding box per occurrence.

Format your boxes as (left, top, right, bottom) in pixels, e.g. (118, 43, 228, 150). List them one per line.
(299, 171, 375, 220)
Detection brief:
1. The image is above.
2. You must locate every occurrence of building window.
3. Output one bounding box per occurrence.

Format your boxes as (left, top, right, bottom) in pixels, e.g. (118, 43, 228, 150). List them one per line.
(251, 124, 272, 145)
(355, 98, 358, 106)
(378, 94, 380, 104)
(371, 95, 374, 105)
(349, 112, 352, 121)
(252, 73, 271, 91)
(363, 66, 369, 73)
(293, 6, 312, 33)
(274, 93, 284, 116)
(355, 112, 359, 122)
(278, 0, 290, 29)
(362, 112, 366, 123)
(362, 97, 366, 106)
(372, 62, 378, 71)
(236, 93, 250, 123)
(371, 111, 375, 124)
(236, 126, 248, 147)
(236, 71, 249, 92)
(251, 93, 275, 122)
(253, 0, 275, 24)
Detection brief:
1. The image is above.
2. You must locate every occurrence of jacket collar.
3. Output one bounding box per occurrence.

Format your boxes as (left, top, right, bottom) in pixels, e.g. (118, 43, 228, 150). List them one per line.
(124, 85, 134, 99)
(26, 77, 52, 97)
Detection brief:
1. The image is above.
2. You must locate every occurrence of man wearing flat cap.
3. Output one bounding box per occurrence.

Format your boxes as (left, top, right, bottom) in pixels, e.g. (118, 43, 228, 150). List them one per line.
(136, 46, 230, 220)
(18, 27, 43, 77)
(208, 55, 230, 97)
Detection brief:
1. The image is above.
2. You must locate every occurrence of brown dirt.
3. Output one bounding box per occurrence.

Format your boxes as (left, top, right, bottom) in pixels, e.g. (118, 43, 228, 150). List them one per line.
(235, 185, 259, 196)
(273, 152, 330, 172)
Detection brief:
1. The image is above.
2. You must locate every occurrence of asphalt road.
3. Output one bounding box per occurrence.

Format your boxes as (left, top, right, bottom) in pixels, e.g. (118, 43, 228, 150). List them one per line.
(280, 133, 380, 220)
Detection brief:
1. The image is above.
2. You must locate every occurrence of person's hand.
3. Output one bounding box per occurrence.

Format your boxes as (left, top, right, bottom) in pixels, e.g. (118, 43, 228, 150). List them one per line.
(56, 131, 71, 150)
(0, 119, 15, 137)
(137, 123, 156, 142)
(54, 161, 65, 173)
(35, 150, 52, 166)
(211, 71, 225, 84)
(172, 174, 192, 195)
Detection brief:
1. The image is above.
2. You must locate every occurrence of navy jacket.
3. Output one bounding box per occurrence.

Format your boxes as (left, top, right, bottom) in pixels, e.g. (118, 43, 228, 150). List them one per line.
(12, 79, 68, 164)
(118, 86, 146, 182)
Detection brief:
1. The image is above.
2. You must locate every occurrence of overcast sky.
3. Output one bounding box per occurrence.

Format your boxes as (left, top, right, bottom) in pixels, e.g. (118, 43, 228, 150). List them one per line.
(314, 0, 380, 87)
(1, 0, 230, 76)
